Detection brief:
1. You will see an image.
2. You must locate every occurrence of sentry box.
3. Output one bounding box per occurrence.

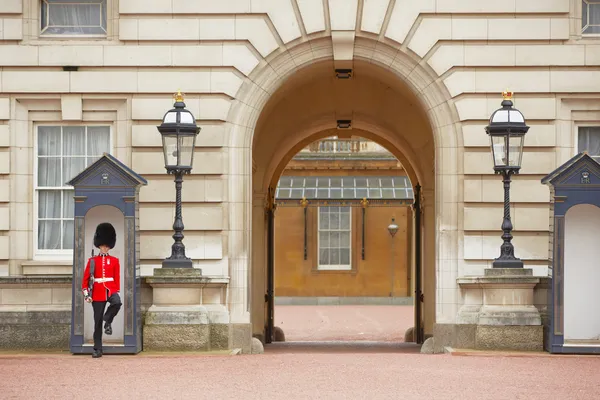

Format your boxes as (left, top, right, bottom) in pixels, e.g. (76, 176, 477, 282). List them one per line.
(68, 153, 147, 354)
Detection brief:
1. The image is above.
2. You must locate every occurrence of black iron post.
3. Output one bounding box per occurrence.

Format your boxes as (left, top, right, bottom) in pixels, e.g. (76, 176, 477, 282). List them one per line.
(493, 170, 522, 268)
(163, 169, 192, 268)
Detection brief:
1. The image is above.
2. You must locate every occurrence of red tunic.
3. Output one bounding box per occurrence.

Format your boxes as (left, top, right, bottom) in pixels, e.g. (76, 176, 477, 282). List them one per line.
(82, 254, 121, 302)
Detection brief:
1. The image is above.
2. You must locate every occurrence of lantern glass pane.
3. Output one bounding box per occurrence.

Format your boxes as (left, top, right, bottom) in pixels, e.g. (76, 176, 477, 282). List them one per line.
(509, 110, 524, 123)
(508, 135, 524, 168)
(162, 134, 178, 168)
(491, 110, 509, 123)
(491, 135, 508, 168)
(163, 111, 177, 124)
(178, 135, 196, 168)
(180, 112, 194, 124)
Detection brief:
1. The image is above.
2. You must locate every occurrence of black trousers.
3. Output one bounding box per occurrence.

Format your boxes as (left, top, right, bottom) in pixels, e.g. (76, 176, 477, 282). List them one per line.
(92, 292, 122, 350)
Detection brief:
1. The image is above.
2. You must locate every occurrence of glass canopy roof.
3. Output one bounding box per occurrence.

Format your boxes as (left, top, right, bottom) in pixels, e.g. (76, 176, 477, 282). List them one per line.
(276, 176, 413, 200)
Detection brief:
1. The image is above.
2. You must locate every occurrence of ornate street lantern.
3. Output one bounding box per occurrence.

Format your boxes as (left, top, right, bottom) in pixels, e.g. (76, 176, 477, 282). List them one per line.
(157, 91, 201, 268)
(485, 91, 529, 268)
(387, 217, 399, 238)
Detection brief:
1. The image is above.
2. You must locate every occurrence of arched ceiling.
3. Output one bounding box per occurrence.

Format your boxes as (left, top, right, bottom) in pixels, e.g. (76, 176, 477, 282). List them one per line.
(252, 59, 435, 193)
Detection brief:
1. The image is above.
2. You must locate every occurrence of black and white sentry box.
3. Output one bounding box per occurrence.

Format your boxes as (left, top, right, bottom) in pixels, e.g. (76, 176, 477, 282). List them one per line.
(542, 152, 600, 354)
(67, 153, 147, 354)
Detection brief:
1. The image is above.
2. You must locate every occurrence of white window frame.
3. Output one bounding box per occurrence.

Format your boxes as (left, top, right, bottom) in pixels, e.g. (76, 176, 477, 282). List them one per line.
(40, 0, 109, 38)
(582, 0, 600, 36)
(575, 124, 600, 162)
(33, 123, 113, 260)
(317, 206, 352, 271)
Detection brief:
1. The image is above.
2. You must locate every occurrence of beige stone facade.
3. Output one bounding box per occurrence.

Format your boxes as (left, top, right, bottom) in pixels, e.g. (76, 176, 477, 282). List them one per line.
(0, 0, 599, 350)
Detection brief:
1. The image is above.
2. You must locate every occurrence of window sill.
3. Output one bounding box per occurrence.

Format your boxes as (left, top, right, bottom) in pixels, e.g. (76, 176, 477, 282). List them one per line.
(21, 260, 72, 276)
(312, 266, 356, 274)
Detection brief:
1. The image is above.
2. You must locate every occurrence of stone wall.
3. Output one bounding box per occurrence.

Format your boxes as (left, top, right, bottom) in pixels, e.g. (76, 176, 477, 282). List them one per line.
(0, 0, 598, 344)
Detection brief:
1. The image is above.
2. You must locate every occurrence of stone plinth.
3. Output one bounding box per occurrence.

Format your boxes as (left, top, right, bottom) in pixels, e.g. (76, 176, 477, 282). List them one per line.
(143, 268, 232, 351)
(0, 276, 72, 350)
(454, 268, 543, 352)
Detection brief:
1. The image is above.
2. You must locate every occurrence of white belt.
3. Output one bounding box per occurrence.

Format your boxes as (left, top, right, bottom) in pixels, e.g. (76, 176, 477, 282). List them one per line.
(95, 277, 114, 283)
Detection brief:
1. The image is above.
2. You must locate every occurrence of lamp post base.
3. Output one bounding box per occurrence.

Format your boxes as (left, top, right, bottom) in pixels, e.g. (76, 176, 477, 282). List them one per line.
(492, 258, 523, 269)
(162, 258, 193, 269)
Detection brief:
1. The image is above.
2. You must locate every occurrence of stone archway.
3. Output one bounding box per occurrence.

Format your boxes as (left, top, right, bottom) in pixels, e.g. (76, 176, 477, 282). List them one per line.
(225, 37, 461, 344)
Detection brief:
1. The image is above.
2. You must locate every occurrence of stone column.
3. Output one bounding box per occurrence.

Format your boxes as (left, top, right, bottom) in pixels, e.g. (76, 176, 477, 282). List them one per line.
(421, 187, 436, 336)
(251, 191, 267, 341)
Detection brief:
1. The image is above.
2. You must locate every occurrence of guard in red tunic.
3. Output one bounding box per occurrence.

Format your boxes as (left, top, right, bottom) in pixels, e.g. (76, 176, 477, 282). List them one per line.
(82, 222, 122, 358)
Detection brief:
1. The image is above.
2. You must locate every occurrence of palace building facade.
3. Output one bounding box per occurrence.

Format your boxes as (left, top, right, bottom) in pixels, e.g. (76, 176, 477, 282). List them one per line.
(0, 0, 599, 353)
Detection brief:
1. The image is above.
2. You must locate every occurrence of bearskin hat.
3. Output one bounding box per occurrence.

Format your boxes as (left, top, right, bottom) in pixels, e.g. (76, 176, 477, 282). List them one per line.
(93, 222, 117, 249)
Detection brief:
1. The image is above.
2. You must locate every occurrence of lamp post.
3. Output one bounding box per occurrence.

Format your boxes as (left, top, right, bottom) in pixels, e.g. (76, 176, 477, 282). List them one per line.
(157, 91, 201, 268)
(388, 217, 399, 297)
(485, 91, 529, 268)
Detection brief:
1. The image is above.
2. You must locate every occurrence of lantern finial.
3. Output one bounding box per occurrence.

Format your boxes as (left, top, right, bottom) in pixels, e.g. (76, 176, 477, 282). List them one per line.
(174, 90, 184, 103)
(502, 89, 513, 101)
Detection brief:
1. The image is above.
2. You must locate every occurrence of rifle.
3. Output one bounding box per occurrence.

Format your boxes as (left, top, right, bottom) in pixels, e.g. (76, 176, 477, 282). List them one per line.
(87, 250, 95, 298)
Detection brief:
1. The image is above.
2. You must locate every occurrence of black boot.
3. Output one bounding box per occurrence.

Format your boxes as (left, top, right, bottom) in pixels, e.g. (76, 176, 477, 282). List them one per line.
(92, 349, 102, 358)
(104, 322, 112, 335)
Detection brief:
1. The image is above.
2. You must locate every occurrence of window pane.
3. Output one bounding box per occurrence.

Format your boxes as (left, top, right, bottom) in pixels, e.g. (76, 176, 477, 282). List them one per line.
(38, 158, 61, 186)
(319, 208, 329, 229)
(343, 188, 354, 198)
(340, 231, 350, 247)
(355, 177, 367, 187)
(63, 220, 74, 249)
(63, 190, 75, 218)
(579, 127, 600, 156)
(48, 3, 102, 28)
(368, 177, 380, 187)
(340, 249, 350, 265)
(38, 127, 61, 156)
(330, 177, 342, 187)
(330, 249, 340, 265)
(342, 177, 354, 187)
(319, 248, 329, 265)
(278, 189, 290, 198)
(330, 210, 340, 229)
(394, 188, 407, 199)
(305, 188, 316, 199)
(394, 177, 407, 188)
(305, 177, 317, 187)
(319, 232, 329, 247)
(63, 157, 86, 183)
(317, 178, 329, 188)
(38, 221, 61, 250)
(381, 177, 393, 187)
(290, 189, 303, 198)
(38, 190, 61, 218)
(317, 188, 328, 198)
(63, 127, 85, 156)
(330, 232, 339, 247)
(87, 126, 110, 156)
(291, 178, 304, 188)
(330, 188, 342, 199)
(340, 211, 350, 229)
(356, 188, 368, 198)
(382, 188, 395, 198)
(279, 176, 292, 188)
(369, 188, 382, 198)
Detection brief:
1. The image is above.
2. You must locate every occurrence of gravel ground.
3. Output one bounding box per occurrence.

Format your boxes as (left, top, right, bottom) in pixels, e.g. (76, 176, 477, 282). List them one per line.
(2, 305, 599, 399)
(274, 305, 414, 341)
(1, 350, 599, 399)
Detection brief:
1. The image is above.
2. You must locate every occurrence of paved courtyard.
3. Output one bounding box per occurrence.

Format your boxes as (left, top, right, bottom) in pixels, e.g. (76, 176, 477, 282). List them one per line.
(274, 305, 414, 342)
(1, 305, 599, 399)
(2, 350, 600, 399)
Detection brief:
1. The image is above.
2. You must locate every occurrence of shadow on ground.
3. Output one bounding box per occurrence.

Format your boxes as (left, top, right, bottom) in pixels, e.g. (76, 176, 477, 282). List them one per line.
(266, 341, 421, 354)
